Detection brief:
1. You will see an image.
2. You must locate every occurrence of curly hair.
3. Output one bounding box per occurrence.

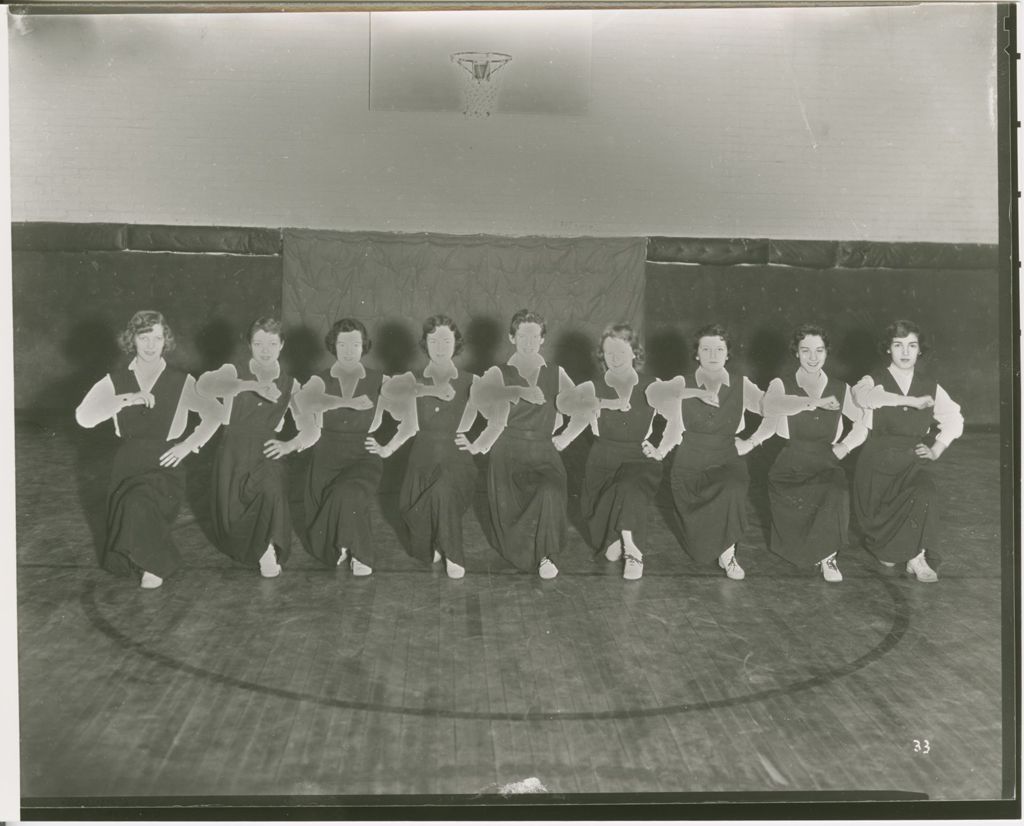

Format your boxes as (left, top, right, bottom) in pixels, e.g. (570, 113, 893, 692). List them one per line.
(118, 310, 176, 356)
(325, 318, 372, 356)
(248, 317, 283, 343)
(690, 323, 732, 361)
(508, 308, 547, 338)
(789, 323, 830, 357)
(881, 319, 928, 358)
(597, 323, 645, 369)
(420, 314, 464, 357)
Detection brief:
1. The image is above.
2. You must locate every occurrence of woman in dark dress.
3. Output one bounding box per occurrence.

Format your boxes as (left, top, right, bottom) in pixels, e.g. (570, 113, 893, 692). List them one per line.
(455, 309, 575, 580)
(552, 324, 666, 580)
(196, 318, 317, 578)
(381, 315, 477, 579)
(850, 319, 963, 582)
(75, 310, 221, 589)
(646, 324, 774, 580)
(761, 324, 868, 583)
(295, 318, 417, 577)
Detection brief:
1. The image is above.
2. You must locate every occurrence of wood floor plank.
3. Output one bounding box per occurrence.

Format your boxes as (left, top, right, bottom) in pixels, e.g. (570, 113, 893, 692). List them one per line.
(15, 420, 1009, 801)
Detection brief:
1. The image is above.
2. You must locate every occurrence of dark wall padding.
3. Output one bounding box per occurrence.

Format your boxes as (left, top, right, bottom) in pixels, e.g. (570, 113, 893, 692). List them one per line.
(125, 225, 282, 256)
(14, 247, 283, 410)
(645, 261, 1000, 426)
(12, 222, 129, 252)
(648, 236, 998, 271)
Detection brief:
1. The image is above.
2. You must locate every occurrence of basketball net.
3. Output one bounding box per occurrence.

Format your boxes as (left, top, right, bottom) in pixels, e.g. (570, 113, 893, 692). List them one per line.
(451, 52, 511, 118)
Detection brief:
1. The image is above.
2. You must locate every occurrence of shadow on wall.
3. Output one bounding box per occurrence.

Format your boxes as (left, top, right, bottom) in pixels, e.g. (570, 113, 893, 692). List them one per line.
(645, 327, 690, 380)
(463, 315, 505, 377)
(29, 316, 122, 411)
(194, 317, 241, 373)
(745, 327, 788, 387)
(552, 329, 598, 384)
(283, 324, 328, 382)
(375, 319, 419, 376)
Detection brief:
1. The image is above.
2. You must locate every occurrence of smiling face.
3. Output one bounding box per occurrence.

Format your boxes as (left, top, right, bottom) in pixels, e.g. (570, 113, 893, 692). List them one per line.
(510, 322, 544, 357)
(602, 336, 635, 371)
(250, 330, 283, 366)
(796, 335, 827, 374)
(426, 325, 456, 362)
(697, 335, 728, 372)
(134, 324, 166, 364)
(334, 330, 364, 365)
(888, 333, 920, 370)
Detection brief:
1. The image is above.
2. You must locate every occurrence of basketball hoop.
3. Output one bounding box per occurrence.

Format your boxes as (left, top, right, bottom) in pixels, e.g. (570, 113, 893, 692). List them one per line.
(451, 51, 511, 118)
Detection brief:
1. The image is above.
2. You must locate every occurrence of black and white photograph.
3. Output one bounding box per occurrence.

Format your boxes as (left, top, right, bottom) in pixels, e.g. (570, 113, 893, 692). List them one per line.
(3, 0, 1019, 818)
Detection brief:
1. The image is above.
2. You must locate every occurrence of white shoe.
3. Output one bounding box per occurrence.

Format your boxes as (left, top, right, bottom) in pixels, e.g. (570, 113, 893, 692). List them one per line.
(906, 550, 938, 582)
(351, 557, 373, 577)
(623, 552, 643, 580)
(446, 559, 466, 579)
(717, 548, 745, 581)
(604, 540, 623, 562)
(819, 553, 843, 583)
(336, 547, 349, 566)
(140, 571, 163, 589)
(433, 549, 442, 564)
(538, 557, 559, 580)
(259, 546, 282, 578)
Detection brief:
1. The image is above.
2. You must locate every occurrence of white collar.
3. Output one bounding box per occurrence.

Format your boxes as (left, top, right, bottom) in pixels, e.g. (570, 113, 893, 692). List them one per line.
(250, 358, 281, 382)
(604, 366, 639, 388)
(795, 369, 827, 395)
(331, 360, 366, 381)
(424, 359, 458, 383)
(129, 356, 166, 376)
(887, 363, 915, 392)
(695, 366, 730, 388)
(508, 352, 546, 372)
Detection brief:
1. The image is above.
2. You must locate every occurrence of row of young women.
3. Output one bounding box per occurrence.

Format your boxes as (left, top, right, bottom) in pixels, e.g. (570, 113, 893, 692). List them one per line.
(75, 309, 963, 589)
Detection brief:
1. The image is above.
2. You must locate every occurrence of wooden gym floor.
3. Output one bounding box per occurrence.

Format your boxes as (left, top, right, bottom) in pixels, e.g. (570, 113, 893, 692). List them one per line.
(14, 414, 1008, 802)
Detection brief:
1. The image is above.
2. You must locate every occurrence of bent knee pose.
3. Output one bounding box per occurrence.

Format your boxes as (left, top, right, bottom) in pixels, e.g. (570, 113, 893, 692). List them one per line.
(388, 315, 478, 580)
(75, 310, 220, 589)
(553, 323, 663, 581)
(850, 320, 963, 582)
(761, 324, 868, 583)
(647, 324, 774, 580)
(196, 318, 318, 579)
(297, 318, 411, 577)
(455, 309, 574, 580)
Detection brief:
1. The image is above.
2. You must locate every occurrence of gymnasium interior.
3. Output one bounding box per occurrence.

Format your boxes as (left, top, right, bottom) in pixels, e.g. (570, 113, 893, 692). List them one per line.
(7, 2, 1017, 815)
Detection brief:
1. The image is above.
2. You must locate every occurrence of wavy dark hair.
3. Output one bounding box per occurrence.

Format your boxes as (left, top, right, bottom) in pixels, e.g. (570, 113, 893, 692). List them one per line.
(508, 308, 547, 338)
(118, 310, 176, 356)
(248, 317, 283, 343)
(597, 323, 645, 369)
(325, 318, 372, 356)
(420, 314, 464, 356)
(789, 323, 830, 356)
(881, 319, 927, 358)
(690, 323, 732, 361)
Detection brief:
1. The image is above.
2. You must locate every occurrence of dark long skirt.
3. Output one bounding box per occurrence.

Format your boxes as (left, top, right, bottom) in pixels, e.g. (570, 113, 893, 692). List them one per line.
(853, 435, 939, 563)
(669, 435, 749, 564)
(211, 429, 291, 567)
(580, 438, 662, 552)
(768, 440, 849, 568)
(400, 431, 477, 566)
(103, 437, 185, 579)
(305, 432, 383, 568)
(487, 431, 567, 572)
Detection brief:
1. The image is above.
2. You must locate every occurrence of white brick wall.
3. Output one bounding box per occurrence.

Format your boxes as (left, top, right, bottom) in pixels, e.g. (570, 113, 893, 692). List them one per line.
(9, 5, 998, 242)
